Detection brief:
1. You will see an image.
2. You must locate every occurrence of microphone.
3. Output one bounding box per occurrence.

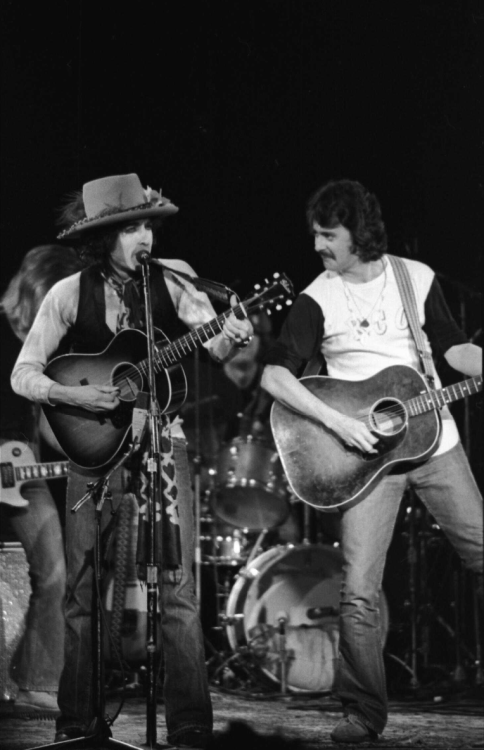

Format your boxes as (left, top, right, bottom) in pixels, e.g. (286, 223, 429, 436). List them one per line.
(135, 250, 151, 264)
(306, 606, 339, 619)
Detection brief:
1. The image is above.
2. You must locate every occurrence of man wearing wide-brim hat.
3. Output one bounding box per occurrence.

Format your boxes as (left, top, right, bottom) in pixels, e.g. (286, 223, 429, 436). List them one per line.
(12, 173, 253, 748)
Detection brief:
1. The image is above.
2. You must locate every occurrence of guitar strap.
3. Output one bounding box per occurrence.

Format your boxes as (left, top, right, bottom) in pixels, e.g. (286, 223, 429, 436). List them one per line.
(387, 254, 435, 387)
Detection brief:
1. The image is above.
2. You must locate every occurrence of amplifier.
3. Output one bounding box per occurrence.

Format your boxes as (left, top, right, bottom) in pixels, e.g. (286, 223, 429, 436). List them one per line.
(0, 542, 31, 701)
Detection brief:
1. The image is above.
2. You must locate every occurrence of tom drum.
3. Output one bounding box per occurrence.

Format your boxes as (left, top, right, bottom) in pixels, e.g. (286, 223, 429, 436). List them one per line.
(213, 436, 289, 531)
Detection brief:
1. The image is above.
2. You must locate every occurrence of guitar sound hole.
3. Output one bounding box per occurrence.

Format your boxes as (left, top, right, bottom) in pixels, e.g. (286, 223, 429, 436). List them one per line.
(370, 398, 407, 436)
(112, 362, 143, 402)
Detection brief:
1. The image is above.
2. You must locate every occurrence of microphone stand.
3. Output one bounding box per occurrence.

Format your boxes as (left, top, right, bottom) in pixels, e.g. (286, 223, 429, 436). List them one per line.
(27, 442, 143, 750)
(138, 254, 163, 749)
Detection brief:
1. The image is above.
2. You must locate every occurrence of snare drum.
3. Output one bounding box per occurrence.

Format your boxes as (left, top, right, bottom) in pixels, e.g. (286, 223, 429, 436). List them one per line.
(200, 518, 248, 567)
(225, 543, 389, 692)
(213, 436, 289, 531)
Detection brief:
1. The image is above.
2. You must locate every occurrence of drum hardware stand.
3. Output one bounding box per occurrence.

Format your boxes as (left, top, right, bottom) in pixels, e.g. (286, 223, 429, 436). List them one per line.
(460, 325, 483, 689)
(27, 442, 144, 750)
(395, 492, 481, 693)
(276, 613, 288, 694)
(451, 568, 467, 685)
(193, 347, 203, 610)
(395, 490, 421, 690)
(245, 528, 269, 566)
(471, 572, 483, 686)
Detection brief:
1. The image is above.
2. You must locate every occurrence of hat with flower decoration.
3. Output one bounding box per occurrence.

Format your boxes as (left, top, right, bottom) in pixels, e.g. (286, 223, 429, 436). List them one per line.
(57, 173, 178, 239)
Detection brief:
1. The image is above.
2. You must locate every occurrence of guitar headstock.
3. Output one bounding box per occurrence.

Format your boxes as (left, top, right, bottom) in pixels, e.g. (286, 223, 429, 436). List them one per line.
(243, 273, 295, 316)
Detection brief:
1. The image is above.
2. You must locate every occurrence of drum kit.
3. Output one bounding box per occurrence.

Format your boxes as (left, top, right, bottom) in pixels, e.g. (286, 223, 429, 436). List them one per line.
(193, 431, 389, 694)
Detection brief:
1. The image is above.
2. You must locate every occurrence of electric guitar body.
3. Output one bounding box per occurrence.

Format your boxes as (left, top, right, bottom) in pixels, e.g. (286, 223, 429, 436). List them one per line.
(0, 440, 69, 508)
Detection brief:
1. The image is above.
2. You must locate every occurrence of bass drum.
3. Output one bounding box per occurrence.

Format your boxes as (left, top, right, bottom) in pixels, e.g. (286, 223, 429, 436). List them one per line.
(225, 544, 389, 693)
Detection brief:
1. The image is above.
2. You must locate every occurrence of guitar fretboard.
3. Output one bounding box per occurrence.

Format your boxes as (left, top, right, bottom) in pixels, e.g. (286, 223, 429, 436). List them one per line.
(134, 301, 252, 378)
(109, 276, 291, 389)
(15, 462, 69, 482)
(407, 376, 482, 417)
(157, 309, 230, 368)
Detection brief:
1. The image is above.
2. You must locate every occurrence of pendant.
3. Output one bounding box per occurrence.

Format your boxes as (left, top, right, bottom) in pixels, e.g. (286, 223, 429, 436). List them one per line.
(360, 319, 370, 328)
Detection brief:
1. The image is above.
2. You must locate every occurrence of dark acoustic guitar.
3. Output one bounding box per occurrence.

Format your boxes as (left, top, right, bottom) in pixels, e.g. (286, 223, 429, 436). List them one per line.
(42, 274, 294, 469)
(271, 365, 482, 510)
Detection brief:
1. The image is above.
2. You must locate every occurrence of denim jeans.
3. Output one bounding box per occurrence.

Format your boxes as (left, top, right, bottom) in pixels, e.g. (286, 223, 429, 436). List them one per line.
(57, 438, 212, 739)
(5, 477, 66, 692)
(334, 442, 483, 734)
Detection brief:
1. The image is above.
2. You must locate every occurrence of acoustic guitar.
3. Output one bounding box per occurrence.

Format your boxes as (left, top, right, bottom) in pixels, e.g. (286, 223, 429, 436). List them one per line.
(42, 274, 294, 469)
(0, 440, 68, 508)
(271, 365, 482, 510)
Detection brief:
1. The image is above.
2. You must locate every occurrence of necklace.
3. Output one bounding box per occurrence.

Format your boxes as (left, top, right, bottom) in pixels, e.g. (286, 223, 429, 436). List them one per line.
(341, 260, 387, 329)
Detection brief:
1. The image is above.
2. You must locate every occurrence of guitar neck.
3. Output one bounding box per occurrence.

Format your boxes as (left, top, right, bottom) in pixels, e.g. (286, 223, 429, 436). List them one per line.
(407, 376, 482, 416)
(126, 273, 293, 378)
(159, 306, 234, 365)
(15, 461, 69, 482)
(137, 300, 253, 377)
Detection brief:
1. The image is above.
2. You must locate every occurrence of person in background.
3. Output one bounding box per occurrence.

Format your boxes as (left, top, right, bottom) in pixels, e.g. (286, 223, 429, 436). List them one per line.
(0, 244, 82, 713)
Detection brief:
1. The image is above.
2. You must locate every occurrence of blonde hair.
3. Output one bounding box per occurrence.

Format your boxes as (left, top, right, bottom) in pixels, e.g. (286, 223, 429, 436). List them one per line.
(0, 245, 82, 341)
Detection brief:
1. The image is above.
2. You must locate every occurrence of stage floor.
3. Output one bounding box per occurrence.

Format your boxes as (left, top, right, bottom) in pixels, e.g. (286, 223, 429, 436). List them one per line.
(0, 687, 482, 750)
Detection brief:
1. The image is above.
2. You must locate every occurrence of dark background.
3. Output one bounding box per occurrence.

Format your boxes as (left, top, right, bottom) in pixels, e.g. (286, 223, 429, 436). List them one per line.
(2, 0, 482, 467)
(1, 1, 482, 292)
(1, 0, 482, 689)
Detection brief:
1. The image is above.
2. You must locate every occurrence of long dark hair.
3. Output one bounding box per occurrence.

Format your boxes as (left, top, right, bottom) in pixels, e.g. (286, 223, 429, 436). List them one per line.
(306, 179, 387, 261)
(0, 245, 82, 341)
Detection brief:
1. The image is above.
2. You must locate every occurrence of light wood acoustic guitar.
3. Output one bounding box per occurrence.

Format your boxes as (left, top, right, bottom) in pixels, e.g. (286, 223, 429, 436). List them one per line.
(271, 365, 482, 510)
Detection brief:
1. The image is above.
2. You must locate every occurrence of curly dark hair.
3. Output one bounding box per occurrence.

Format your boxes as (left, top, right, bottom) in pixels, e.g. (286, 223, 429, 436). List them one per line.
(306, 179, 387, 261)
(57, 190, 163, 270)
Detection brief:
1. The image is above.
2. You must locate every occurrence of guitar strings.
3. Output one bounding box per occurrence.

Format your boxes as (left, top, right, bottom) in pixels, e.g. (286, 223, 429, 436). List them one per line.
(78, 294, 266, 392)
(352, 379, 480, 429)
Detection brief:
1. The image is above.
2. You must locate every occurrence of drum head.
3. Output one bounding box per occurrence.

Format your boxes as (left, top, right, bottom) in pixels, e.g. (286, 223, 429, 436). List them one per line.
(226, 544, 389, 693)
(213, 437, 289, 531)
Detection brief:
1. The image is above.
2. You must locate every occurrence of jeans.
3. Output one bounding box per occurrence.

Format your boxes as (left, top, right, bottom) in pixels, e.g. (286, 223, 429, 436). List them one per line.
(5, 477, 66, 692)
(57, 438, 212, 739)
(334, 442, 483, 734)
